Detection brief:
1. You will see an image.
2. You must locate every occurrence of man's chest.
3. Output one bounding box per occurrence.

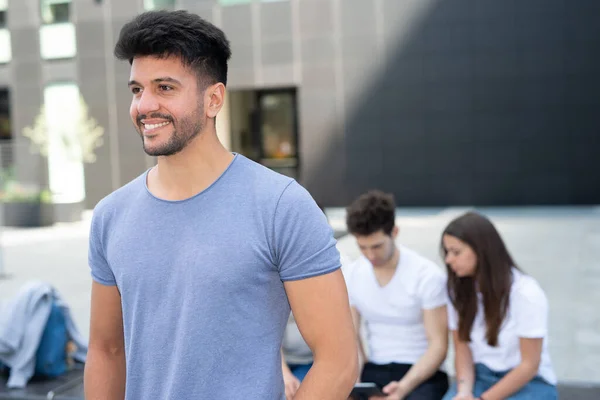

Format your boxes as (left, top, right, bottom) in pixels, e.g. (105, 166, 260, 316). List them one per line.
(354, 280, 423, 325)
(372, 269, 396, 287)
(103, 216, 276, 294)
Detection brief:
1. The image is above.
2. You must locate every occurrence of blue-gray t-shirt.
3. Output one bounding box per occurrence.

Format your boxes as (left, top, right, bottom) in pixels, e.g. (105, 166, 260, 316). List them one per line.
(88, 154, 341, 399)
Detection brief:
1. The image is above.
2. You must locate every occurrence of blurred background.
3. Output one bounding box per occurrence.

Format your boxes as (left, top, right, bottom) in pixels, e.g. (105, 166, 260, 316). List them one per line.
(0, 0, 599, 395)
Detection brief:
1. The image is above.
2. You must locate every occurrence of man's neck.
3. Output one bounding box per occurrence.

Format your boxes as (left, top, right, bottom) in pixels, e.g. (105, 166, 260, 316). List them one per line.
(377, 246, 401, 272)
(148, 130, 234, 201)
(372, 246, 400, 287)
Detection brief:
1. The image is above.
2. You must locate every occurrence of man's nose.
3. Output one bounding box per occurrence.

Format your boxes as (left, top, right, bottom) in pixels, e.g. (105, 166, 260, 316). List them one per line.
(136, 91, 160, 116)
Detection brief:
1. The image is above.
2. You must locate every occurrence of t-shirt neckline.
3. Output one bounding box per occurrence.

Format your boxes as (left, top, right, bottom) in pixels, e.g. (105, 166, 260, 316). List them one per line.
(143, 152, 240, 204)
(369, 246, 403, 290)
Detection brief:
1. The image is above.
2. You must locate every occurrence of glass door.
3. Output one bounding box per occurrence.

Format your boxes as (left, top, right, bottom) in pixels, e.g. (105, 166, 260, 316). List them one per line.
(256, 89, 299, 179)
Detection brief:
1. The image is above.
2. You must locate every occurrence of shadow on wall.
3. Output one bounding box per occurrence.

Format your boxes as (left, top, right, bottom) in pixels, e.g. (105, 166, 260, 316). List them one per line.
(304, 0, 600, 207)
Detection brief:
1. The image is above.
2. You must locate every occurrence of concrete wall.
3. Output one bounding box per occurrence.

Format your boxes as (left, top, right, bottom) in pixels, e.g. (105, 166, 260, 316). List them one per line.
(3, 0, 46, 186)
(202, 0, 600, 207)
(3, 0, 599, 207)
(304, 0, 600, 206)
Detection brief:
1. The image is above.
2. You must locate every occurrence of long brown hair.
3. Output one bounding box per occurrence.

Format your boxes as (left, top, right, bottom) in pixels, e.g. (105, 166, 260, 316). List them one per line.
(442, 212, 518, 346)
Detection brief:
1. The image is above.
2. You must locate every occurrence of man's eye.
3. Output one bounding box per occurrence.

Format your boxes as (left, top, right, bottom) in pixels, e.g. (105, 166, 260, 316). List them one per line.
(131, 87, 141, 94)
(159, 85, 173, 91)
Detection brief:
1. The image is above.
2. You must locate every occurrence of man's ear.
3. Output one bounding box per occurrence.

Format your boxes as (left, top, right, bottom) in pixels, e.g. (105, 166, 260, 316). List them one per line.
(391, 226, 399, 239)
(205, 83, 226, 119)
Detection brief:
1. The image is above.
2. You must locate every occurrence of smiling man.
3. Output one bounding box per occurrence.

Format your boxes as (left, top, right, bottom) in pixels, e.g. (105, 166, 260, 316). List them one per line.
(83, 10, 357, 400)
(343, 191, 449, 400)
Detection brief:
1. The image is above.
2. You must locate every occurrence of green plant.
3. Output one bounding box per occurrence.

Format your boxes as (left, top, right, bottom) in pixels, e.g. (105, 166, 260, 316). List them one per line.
(0, 167, 52, 204)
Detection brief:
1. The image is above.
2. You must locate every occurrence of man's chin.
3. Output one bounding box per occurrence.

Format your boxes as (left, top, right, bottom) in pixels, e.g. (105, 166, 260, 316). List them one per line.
(144, 147, 167, 157)
(143, 143, 183, 157)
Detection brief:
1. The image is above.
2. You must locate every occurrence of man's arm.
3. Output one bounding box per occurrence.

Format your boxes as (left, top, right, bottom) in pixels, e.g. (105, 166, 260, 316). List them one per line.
(350, 306, 367, 381)
(383, 306, 448, 398)
(84, 282, 126, 399)
(284, 269, 359, 400)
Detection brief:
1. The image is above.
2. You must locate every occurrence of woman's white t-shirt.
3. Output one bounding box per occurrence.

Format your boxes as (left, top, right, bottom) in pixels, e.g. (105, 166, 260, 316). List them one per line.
(343, 245, 447, 365)
(447, 268, 556, 385)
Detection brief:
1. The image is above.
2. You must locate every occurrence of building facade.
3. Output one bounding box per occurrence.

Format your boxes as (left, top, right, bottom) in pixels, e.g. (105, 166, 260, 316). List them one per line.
(1, 0, 599, 210)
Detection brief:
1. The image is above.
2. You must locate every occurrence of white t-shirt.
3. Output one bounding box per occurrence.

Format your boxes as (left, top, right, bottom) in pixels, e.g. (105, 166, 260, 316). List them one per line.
(282, 314, 313, 365)
(447, 268, 556, 385)
(343, 245, 447, 365)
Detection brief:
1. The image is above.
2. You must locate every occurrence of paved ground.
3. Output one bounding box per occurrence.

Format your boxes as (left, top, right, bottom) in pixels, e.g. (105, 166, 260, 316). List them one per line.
(0, 206, 599, 385)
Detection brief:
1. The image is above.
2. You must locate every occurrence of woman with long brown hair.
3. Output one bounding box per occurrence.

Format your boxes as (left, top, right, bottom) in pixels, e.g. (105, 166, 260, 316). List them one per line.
(440, 212, 557, 400)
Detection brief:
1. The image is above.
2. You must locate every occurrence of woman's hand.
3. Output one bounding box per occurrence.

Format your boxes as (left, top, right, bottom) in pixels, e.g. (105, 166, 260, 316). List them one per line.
(283, 370, 301, 400)
(452, 391, 476, 400)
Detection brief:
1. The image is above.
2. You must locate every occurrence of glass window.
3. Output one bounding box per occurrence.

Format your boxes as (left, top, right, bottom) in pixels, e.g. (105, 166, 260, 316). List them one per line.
(43, 83, 86, 203)
(144, 0, 176, 11)
(218, 0, 288, 5)
(41, 0, 71, 25)
(0, 29, 10, 63)
(0, 0, 8, 63)
(40, 23, 76, 59)
(259, 92, 297, 160)
(0, 88, 10, 141)
(0, 0, 7, 29)
(219, 0, 251, 6)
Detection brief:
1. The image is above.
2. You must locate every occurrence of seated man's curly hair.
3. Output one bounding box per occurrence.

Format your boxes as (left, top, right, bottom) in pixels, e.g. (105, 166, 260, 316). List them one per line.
(346, 190, 396, 236)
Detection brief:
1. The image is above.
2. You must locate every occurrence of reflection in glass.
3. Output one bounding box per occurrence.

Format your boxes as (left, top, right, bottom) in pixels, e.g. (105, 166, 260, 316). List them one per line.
(0, 29, 10, 63)
(44, 83, 85, 204)
(260, 93, 296, 160)
(219, 0, 251, 6)
(143, 0, 176, 11)
(0, 88, 10, 140)
(40, 0, 71, 25)
(39, 23, 76, 59)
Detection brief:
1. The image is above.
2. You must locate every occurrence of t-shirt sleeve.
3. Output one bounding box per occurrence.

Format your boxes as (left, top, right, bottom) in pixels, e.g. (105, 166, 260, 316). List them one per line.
(513, 277, 549, 338)
(273, 181, 341, 281)
(447, 300, 458, 331)
(341, 260, 358, 307)
(88, 206, 117, 286)
(417, 264, 448, 310)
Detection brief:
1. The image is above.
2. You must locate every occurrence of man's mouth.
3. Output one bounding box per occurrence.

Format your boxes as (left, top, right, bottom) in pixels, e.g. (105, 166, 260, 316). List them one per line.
(142, 121, 171, 133)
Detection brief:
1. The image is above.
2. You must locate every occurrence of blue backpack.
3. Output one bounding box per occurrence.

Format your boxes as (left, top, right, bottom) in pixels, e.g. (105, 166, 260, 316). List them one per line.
(34, 300, 69, 378)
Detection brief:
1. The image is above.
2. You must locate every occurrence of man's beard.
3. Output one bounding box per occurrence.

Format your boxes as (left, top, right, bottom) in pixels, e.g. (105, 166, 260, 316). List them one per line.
(137, 107, 204, 157)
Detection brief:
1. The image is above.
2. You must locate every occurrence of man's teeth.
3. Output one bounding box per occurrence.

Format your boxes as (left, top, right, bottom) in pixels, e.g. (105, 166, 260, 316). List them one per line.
(144, 121, 170, 130)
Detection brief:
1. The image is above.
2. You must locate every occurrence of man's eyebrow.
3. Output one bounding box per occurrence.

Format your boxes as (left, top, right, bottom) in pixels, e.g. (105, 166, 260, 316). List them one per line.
(153, 77, 182, 85)
(127, 77, 182, 87)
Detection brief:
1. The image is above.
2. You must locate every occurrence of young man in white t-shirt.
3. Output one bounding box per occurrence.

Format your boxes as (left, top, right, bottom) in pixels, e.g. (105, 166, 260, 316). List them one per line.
(344, 191, 449, 399)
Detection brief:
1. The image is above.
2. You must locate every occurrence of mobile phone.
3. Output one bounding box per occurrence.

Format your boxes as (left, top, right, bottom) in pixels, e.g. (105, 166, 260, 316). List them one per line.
(350, 382, 386, 398)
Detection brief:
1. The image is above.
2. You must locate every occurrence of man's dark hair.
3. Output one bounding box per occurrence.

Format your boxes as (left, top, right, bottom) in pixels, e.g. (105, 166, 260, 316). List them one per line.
(114, 10, 231, 86)
(346, 190, 396, 236)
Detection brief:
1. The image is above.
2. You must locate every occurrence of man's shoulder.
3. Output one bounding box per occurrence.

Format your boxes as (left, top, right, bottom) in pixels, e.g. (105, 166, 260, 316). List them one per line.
(235, 155, 293, 187)
(92, 171, 146, 217)
(400, 245, 445, 279)
(232, 155, 296, 199)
